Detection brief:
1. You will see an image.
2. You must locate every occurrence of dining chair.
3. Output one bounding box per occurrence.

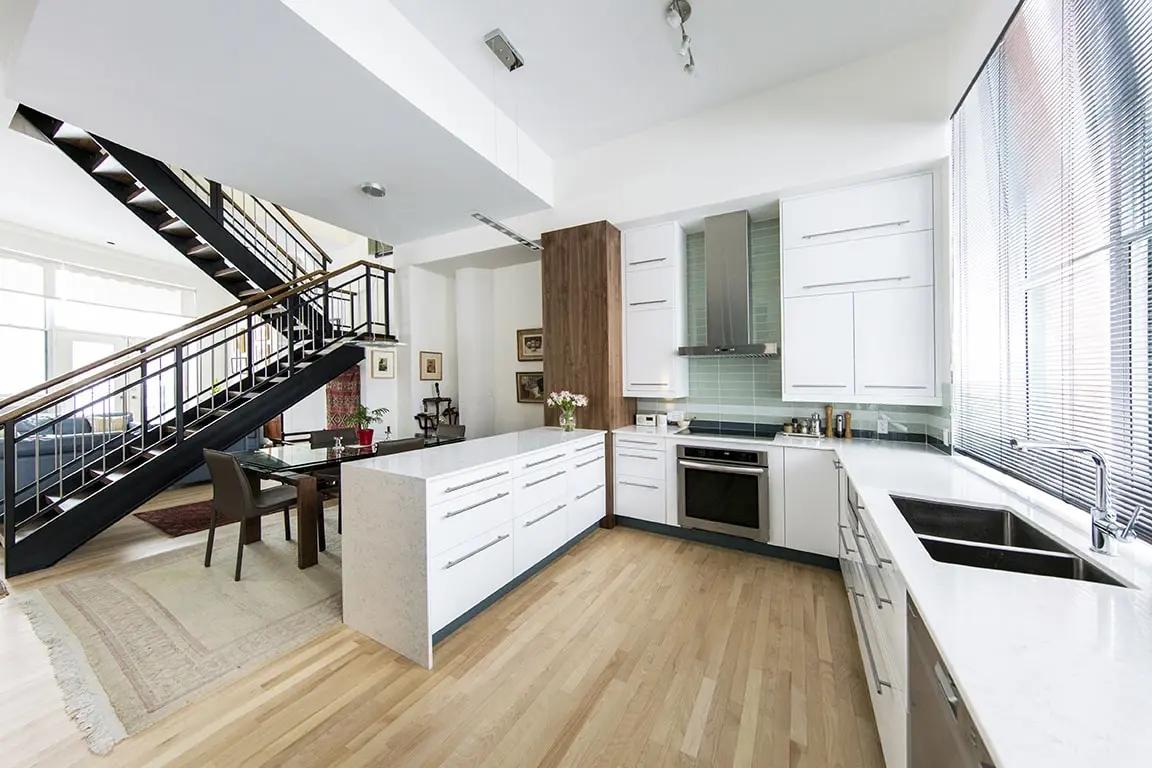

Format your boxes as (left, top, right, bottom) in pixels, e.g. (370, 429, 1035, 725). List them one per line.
(203, 449, 297, 581)
(309, 429, 357, 535)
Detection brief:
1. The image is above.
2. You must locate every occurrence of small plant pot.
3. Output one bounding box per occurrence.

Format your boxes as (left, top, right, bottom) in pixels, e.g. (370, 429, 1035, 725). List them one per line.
(357, 428, 374, 447)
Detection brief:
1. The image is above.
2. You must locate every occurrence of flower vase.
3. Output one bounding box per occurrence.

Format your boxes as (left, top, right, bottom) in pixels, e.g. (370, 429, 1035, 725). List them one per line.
(559, 409, 576, 432)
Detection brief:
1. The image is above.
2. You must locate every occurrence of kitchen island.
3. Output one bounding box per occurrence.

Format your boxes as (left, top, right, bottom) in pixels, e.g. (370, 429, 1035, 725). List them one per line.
(342, 427, 607, 667)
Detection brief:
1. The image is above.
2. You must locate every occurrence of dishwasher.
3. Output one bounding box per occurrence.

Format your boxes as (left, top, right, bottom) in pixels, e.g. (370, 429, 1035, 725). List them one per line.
(908, 599, 997, 768)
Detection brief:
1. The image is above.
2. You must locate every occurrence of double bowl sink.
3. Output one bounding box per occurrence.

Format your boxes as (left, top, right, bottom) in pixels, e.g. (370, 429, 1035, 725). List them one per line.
(890, 496, 1126, 587)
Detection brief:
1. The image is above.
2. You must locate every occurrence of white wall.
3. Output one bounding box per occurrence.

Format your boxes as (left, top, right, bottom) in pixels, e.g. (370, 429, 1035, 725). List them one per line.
(492, 261, 544, 433)
(452, 259, 544, 438)
(454, 268, 495, 436)
(393, 36, 953, 268)
(945, 0, 1019, 109)
(395, 265, 457, 437)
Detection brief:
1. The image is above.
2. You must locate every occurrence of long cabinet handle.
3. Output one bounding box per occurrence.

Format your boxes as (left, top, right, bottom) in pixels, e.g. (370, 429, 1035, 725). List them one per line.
(863, 384, 928, 390)
(443, 491, 509, 519)
(576, 442, 602, 452)
(801, 219, 911, 240)
(849, 590, 893, 695)
(628, 257, 667, 266)
(801, 275, 911, 289)
(619, 452, 659, 460)
(619, 439, 660, 446)
(524, 470, 566, 488)
(791, 384, 848, 389)
(852, 504, 893, 565)
(575, 455, 604, 468)
(575, 483, 605, 500)
(620, 480, 659, 490)
(629, 299, 668, 306)
(628, 382, 670, 387)
(444, 470, 509, 493)
(525, 452, 566, 469)
(855, 547, 893, 609)
(678, 459, 765, 477)
(525, 503, 566, 527)
(443, 534, 509, 569)
(838, 525, 857, 555)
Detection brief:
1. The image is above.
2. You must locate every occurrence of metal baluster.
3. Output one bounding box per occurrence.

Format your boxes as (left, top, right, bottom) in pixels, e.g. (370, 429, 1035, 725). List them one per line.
(4, 421, 16, 548)
(174, 345, 184, 443)
(382, 271, 391, 338)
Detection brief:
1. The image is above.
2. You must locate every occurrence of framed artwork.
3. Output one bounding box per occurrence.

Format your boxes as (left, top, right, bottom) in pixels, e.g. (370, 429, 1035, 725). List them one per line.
(369, 348, 395, 379)
(419, 350, 443, 381)
(515, 371, 546, 404)
(517, 328, 544, 362)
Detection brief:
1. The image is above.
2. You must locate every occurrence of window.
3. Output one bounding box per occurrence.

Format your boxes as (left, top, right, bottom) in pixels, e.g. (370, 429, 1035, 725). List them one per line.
(952, 0, 1152, 541)
(0, 327, 45, 396)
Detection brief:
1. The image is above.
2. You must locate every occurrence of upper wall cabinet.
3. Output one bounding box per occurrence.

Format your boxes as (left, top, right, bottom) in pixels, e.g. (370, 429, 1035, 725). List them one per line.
(780, 174, 933, 250)
(621, 222, 687, 398)
(780, 172, 941, 406)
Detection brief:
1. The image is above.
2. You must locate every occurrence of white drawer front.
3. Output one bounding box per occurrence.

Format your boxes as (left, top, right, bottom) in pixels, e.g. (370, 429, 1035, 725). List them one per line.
(782, 173, 933, 250)
(429, 522, 514, 633)
(513, 500, 570, 576)
(614, 434, 665, 451)
(427, 480, 514, 557)
(428, 461, 513, 502)
(615, 476, 665, 523)
(782, 229, 934, 297)
(571, 436, 606, 456)
(625, 266, 677, 310)
(569, 483, 606, 536)
(614, 447, 663, 480)
(515, 464, 569, 515)
(570, 451, 606, 495)
(515, 446, 573, 475)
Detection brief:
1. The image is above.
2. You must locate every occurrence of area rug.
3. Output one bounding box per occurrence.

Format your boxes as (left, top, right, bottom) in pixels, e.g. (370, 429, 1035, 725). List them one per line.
(134, 500, 214, 537)
(17, 516, 342, 755)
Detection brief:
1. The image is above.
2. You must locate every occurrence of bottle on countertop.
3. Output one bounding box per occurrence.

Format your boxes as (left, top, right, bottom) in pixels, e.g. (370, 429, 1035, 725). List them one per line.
(834, 413, 845, 439)
(824, 405, 834, 438)
(844, 411, 853, 439)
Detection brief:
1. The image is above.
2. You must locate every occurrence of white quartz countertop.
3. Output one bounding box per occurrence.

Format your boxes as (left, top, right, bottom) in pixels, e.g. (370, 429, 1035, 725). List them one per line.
(351, 427, 605, 480)
(615, 425, 1152, 766)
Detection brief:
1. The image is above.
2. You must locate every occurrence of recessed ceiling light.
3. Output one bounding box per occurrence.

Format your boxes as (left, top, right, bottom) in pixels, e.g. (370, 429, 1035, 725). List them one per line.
(359, 182, 387, 199)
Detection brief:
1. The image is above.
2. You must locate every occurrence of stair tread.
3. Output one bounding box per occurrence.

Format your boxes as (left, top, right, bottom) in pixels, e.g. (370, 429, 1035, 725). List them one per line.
(44, 489, 95, 512)
(214, 267, 244, 280)
(91, 153, 132, 180)
(127, 186, 165, 211)
(186, 241, 218, 258)
(54, 124, 100, 151)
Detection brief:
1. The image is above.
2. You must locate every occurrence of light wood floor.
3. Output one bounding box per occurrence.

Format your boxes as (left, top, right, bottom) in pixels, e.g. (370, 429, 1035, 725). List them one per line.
(0, 485, 883, 768)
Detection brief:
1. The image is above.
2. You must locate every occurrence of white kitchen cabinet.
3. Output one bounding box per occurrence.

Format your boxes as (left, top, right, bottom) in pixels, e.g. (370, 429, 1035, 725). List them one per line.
(781, 229, 934, 298)
(621, 222, 687, 398)
(780, 171, 942, 406)
(781, 173, 933, 250)
(782, 293, 855, 399)
(783, 448, 839, 557)
(853, 286, 935, 399)
(615, 476, 666, 524)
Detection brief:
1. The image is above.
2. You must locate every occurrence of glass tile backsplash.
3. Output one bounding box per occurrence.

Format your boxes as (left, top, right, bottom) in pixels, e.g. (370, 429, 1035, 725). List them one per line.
(637, 219, 951, 444)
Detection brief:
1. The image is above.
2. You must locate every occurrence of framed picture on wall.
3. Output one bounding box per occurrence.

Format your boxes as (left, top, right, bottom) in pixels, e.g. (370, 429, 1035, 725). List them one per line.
(369, 348, 395, 379)
(515, 371, 545, 403)
(516, 328, 544, 361)
(419, 351, 443, 381)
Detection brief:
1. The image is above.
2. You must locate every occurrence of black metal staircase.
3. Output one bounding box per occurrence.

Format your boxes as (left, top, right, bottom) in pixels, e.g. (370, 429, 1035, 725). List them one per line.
(17, 105, 331, 299)
(0, 261, 396, 576)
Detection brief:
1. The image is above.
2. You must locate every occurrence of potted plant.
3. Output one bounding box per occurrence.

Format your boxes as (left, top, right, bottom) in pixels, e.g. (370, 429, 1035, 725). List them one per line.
(546, 390, 589, 432)
(344, 404, 389, 446)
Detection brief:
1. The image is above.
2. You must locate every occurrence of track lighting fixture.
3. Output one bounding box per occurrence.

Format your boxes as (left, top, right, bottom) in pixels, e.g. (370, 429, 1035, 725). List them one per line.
(666, 1, 696, 75)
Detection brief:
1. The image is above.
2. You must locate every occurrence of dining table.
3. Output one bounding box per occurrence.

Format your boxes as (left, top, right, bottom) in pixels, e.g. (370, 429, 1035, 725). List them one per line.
(231, 442, 387, 569)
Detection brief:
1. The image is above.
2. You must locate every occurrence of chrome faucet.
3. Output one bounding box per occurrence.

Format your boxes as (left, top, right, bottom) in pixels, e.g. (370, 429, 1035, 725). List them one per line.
(1009, 439, 1147, 555)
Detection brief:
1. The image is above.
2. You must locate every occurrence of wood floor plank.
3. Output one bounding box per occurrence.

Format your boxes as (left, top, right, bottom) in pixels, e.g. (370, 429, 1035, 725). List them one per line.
(1, 484, 887, 768)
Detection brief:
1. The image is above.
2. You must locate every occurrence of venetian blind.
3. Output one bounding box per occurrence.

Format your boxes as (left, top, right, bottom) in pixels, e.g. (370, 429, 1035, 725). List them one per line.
(953, 0, 1152, 542)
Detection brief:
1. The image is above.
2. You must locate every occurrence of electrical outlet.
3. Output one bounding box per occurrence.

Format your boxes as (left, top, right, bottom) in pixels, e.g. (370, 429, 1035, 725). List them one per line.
(877, 414, 889, 435)
(943, 427, 951, 446)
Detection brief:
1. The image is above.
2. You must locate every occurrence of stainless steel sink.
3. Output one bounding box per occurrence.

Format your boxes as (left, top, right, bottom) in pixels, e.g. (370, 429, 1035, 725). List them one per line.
(890, 496, 1127, 587)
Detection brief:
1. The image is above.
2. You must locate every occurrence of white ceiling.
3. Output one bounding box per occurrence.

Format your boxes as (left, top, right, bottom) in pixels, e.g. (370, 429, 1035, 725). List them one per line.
(389, 0, 962, 155)
(5, 0, 550, 245)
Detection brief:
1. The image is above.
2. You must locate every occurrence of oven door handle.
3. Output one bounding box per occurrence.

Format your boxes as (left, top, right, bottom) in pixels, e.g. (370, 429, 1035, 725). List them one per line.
(678, 459, 766, 476)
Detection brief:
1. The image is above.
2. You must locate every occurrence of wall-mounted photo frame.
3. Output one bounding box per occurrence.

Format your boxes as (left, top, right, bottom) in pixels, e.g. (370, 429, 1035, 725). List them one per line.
(515, 371, 545, 403)
(517, 328, 544, 362)
(419, 350, 443, 381)
(369, 348, 395, 379)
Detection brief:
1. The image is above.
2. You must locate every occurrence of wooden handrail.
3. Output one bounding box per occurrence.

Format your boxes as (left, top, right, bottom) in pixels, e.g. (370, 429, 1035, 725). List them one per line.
(271, 203, 333, 265)
(0, 273, 320, 414)
(0, 261, 393, 424)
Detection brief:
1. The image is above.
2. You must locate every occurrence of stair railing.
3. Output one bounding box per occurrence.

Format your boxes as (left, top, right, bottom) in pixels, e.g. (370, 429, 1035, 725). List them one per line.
(1, 261, 394, 551)
(172, 168, 331, 281)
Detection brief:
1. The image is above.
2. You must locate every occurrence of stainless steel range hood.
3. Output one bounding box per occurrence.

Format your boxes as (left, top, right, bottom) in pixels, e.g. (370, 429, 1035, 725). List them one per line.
(678, 211, 779, 357)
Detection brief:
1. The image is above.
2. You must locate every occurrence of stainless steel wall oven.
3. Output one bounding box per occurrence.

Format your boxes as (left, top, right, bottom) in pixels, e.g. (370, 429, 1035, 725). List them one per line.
(676, 444, 769, 541)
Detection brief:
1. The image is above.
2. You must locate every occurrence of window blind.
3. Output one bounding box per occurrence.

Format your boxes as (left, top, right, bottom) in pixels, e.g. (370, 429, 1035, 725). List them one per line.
(953, 0, 1152, 542)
